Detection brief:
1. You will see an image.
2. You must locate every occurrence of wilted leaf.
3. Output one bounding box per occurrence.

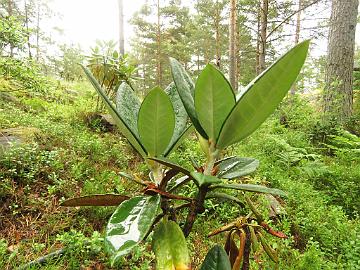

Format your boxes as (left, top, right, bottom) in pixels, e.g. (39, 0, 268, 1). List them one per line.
(61, 194, 129, 207)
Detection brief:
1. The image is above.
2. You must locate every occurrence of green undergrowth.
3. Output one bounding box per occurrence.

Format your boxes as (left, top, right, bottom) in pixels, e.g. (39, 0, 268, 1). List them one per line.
(0, 82, 359, 269)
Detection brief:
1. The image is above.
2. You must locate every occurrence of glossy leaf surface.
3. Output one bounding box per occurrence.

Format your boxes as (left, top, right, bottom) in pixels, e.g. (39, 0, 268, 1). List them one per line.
(138, 87, 175, 157)
(217, 40, 310, 149)
(200, 245, 231, 270)
(116, 82, 141, 139)
(81, 65, 147, 157)
(169, 57, 208, 139)
(164, 83, 189, 155)
(211, 183, 287, 197)
(194, 64, 235, 140)
(191, 171, 222, 187)
(152, 220, 190, 270)
(61, 194, 129, 207)
(216, 156, 259, 179)
(105, 195, 160, 265)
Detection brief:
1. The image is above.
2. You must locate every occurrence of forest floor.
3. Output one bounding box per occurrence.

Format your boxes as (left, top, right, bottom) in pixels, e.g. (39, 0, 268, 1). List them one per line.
(0, 80, 359, 269)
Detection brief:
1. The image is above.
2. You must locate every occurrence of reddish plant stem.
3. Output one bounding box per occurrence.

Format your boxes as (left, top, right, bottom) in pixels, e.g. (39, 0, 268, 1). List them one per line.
(241, 227, 251, 270)
(182, 186, 208, 237)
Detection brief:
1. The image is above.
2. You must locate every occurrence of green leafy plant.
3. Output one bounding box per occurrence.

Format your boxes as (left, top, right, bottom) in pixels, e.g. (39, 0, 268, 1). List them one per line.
(62, 40, 309, 268)
(86, 40, 137, 108)
(0, 16, 27, 54)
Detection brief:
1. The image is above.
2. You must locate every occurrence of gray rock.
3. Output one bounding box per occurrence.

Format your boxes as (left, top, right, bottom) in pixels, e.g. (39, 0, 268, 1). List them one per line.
(0, 127, 41, 152)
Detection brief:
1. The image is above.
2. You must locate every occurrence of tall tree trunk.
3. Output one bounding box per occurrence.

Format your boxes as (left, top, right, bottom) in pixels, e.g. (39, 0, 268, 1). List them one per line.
(294, 0, 302, 45)
(215, 0, 221, 68)
(290, 0, 303, 97)
(36, 2, 40, 61)
(156, 0, 162, 86)
(255, 1, 261, 74)
(229, 0, 238, 92)
(197, 52, 200, 72)
(236, 16, 241, 91)
(118, 0, 125, 55)
(258, 0, 268, 73)
(8, 0, 14, 56)
(324, 0, 359, 122)
(24, 0, 32, 59)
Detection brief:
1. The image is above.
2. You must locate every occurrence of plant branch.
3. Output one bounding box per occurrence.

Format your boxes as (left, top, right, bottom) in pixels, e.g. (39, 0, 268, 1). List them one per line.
(266, 0, 322, 40)
(182, 143, 220, 237)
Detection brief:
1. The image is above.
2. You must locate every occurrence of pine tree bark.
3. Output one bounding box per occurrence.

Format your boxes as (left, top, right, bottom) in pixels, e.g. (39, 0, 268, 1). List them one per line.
(290, 0, 303, 97)
(36, 2, 40, 61)
(324, 0, 359, 122)
(255, 1, 261, 75)
(258, 0, 268, 74)
(118, 0, 125, 55)
(24, 0, 32, 59)
(215, 0, 221, 68)
(7, 0, 14, 56)
(229, 0, 238, 92)
(156, 0, 162, 86)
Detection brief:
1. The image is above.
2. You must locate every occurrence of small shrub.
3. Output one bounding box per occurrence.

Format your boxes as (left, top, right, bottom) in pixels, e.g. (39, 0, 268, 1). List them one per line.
(0, 144, 61, 185)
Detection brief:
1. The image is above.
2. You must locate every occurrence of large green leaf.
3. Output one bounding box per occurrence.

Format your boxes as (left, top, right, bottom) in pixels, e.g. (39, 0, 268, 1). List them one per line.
(81, 65, 147, 157)
(216, 156, 259, 179)
(61, 194, 129, 207)
(194, 64, 235, 140)
(200, 245, 231, 270)
(152, 220, 191, 270)
(211, 183, 287, 197)
(164, 83, 189, 155)
(217, 40, 310, 149)
(116, 82, 141, 139)
(138, 87, 175, 157)
(169, 57, 208, 139)
(105, 195, 160, 265)
(191, 171, 222, 187)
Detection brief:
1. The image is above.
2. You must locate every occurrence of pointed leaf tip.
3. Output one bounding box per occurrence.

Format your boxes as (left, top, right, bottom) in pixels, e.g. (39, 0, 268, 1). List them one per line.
(169, 57, 208, 139)
(217, 40, 310, 149)
(195, 64, 235, 141)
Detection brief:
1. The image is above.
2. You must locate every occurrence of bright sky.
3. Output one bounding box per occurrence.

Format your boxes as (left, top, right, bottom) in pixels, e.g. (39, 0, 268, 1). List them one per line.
(47, 0, 360, 55)
(48, 0, 144, 52)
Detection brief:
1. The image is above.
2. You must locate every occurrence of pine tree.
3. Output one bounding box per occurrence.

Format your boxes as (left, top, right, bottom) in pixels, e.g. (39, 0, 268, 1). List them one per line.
(324, 0, 359, 122)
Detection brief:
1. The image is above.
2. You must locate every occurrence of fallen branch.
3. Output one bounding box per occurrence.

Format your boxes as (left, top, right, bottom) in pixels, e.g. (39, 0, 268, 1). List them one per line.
(17, 248, 65, 270)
